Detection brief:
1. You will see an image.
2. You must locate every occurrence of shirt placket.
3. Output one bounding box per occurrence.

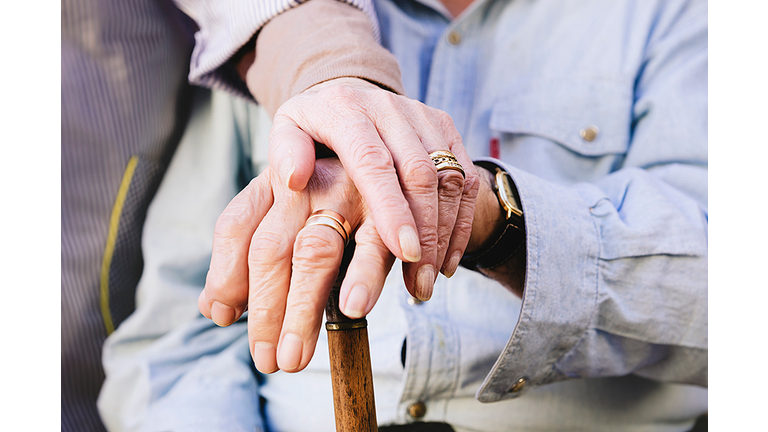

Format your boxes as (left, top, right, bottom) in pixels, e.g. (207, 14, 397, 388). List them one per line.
(398, 278, 461, 424)
(425, 11, 485, 157)
(393, 0, 493, 424)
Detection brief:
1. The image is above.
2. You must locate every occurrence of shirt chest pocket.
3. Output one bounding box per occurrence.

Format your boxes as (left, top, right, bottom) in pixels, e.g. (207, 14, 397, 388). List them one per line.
(488, 79, 634, 184)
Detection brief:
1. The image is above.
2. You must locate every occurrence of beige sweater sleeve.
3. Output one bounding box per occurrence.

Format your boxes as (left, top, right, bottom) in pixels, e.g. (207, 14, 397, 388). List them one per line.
(244, 0, 405, 117)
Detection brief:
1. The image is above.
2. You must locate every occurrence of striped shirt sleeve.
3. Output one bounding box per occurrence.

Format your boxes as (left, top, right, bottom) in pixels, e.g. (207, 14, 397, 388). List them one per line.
(172, 0, 379, 99)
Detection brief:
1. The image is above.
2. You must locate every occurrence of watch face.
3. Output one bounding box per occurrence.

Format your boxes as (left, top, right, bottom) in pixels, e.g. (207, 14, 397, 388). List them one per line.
(496, 170, 523, 218)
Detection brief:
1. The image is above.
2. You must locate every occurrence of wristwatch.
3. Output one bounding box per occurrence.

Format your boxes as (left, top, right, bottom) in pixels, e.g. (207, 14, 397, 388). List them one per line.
(460, 160, 525, 271)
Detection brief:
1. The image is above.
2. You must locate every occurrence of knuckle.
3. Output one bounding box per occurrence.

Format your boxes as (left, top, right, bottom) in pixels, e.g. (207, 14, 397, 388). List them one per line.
(433, 110, 463, 147)
(437, 110, 458, 132)
(402, 157, 438, 192)
(436, 229, 451, 252)
(407, 156, 439, 177)
(419, 225, 440, 248)
(293, 230, 341, 265)
(212, 219, 239, 245)
(438, 172, 465, 198)
(213, 207, 250, 241)
(351, 141, 395, 172)
(248, 301, 284, 329)
(287, 295, 321, 318)
(371, 91, 402, 115)
(463, 170, 481, 199)
(249, 230, 291, 268)
(213, 181, 264, 239)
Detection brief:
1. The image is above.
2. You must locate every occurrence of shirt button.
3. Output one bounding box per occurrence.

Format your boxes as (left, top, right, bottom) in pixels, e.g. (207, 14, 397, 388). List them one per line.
(447, 30, 462, 45)
(508, 377, 527, 393)
(580, 125, 599, 142)
(408, 401, 427, 419)
(407, 296, 423, 305)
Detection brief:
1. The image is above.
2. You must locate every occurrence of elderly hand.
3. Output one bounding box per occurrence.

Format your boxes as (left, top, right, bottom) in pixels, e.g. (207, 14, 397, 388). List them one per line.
(198, 156, 515, 373)
(269, 77, 479, 301)
(199, 158, 391, 373)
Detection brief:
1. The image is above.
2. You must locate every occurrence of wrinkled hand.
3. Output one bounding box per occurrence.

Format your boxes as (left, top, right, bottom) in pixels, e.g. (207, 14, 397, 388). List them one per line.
(199, 159, 394, 373)
(269, 77, 479, 300)
(199, 156, 519, 373)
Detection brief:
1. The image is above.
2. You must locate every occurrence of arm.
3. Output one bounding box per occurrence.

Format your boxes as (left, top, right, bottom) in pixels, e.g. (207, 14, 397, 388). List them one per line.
(176, 0, 479, 318)
(202, 0, 480, 345)
(474, 1, 708, 401)
(245, 0, 479, 298)
(171, 0, 380, 99)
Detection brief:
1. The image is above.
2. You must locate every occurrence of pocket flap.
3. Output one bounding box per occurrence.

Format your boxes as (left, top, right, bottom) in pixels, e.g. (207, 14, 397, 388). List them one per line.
(489, 79, 633, 156)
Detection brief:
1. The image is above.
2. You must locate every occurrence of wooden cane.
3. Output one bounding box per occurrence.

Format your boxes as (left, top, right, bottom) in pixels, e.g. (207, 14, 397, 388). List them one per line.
(325, 242, 378, 432)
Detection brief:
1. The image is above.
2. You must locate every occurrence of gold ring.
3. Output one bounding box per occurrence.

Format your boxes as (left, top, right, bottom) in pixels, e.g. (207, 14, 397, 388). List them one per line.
(305, 209, 351, 245)
(429, 150, 465, 178)
(429, 150, 458, 160)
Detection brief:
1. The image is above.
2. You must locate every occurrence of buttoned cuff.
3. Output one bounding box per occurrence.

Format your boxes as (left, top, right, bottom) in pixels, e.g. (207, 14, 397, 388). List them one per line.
(184, 0, 381, 100)
(474, 158, 602, 402)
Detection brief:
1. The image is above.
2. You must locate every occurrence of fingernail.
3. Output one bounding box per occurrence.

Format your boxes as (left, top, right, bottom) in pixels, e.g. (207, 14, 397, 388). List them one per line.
(278, 333, 303, 371)
(443, 251, 462, 278)
(253, 342, 278, 374)
(343, 285, 369, 318)
(415, 265, 435, 301)
(210, 301, 235, 327)
(280, 156, 294, 186)
(197, 290, 210, 317)
(398, 225, 422, 262)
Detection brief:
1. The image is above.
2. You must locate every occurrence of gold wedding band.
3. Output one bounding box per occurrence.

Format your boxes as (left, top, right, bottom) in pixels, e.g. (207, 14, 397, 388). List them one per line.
(305, 209, 352, 246)
(429, 150, 465, 178)
(429, 150, 458, 160)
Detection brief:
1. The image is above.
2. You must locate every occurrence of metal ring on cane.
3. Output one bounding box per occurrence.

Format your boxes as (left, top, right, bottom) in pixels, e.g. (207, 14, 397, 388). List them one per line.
(428, 150, 465, 178)
(305, 209, 352, 246)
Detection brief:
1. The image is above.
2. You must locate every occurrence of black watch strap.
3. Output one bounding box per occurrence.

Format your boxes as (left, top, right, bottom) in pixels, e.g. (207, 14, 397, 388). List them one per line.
(460, 161, 525, 271)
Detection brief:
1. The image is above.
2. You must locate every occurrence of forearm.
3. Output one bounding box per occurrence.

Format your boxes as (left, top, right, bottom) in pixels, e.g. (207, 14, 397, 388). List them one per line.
(241, 0, 405, 116)
(474, 161, 707, 402)
(172, 0, 383, 99)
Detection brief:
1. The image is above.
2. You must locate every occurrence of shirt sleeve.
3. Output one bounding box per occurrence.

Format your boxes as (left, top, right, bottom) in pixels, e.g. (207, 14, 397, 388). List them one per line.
(246, 0, 405, 117)
(171, 0, 379, 99)
(476, 0, 708, 402)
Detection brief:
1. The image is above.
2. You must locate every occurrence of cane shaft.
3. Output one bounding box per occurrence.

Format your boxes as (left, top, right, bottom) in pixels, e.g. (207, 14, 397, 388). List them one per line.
(326, 242, 378, 432)
(327, 325, 377, 432)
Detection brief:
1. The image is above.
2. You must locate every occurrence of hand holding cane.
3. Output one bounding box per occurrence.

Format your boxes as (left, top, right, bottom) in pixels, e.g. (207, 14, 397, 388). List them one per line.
(304, 207, 377, 431)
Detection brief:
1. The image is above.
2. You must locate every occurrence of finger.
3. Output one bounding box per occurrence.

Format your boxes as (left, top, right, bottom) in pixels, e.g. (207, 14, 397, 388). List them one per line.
(368, 105, 441, 301)
(281, 89, 422, 265)
(339, 217, 396, 319)
(442, 121, 479, 277)
(269, 113, 317, 191)
(409, 107, 479, 278)
(201, 174, 274, 327)
(247, 194, 308, 374)
(441, 166, 479, 277)
(433, 165, 465, 273)
(277, 217, 347, 372)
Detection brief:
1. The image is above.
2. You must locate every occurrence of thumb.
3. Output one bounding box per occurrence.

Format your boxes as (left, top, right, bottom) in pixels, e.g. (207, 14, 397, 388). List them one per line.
(269, 114, 317, 191)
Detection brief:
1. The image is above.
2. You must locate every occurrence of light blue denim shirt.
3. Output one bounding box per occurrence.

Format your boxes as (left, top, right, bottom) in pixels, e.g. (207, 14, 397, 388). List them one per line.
(98, 0, 708, 431)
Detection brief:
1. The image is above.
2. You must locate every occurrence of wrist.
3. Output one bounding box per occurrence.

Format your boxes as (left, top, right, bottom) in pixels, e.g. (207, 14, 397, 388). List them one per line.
(465, 165, 506, 254)
(461, 160, 526, 273)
